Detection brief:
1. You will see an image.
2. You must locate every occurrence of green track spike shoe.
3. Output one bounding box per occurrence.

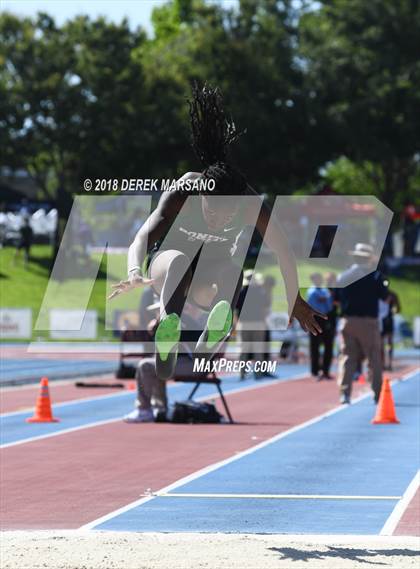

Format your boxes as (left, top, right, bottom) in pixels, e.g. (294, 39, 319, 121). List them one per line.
(194, 301, 233, 360)
(155, 313, 181, 380)
(205, 301, 233, 349)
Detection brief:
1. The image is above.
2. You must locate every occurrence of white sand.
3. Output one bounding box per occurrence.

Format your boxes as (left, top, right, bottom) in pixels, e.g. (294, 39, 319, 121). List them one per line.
(1, 532, 419, 569)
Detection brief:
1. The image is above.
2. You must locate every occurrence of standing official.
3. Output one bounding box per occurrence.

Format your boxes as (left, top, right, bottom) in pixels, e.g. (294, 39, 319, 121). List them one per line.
(306, 273, 333, 380)
(337, 244, 389, 404)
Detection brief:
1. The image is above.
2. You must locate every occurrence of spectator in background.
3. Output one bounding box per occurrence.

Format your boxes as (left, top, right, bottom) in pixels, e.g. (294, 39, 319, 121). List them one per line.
(14, 216, 33, 268)
(402, 203, 419, 257)
(329, 271, 362, 383)
(236, 270, 270, 380)
(336, 243, 389, 404)
(78, 221, 93, 259)
(262, 275, 276, 377)
(19, 199, 30, 218)
(0, 211, 6, 249)
(325, 272, 339, 370)
(306, 273, 333, 380)
(380, 283, 401, 371)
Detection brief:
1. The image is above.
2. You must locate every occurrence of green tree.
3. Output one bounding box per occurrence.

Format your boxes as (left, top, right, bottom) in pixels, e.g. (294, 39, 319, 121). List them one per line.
(135, 0, 324, 193)
(322, 157, 380, 195)
(0, 12, 147, 258)
(299, 0, 420, 210)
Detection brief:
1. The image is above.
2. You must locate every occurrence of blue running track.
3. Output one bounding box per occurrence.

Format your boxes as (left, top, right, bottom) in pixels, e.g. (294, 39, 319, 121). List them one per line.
(93, 372, 420, 534)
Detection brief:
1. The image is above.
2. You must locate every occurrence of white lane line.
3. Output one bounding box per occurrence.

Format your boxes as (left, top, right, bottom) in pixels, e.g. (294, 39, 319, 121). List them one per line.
(380, 470, 420, 536)
(0, 417, 124, 449)
(147, 492, 401, 501)
(0, 372, 309, 449)
(0, 378, 201, 417)
(0, 390, 132, 418)
(0, 370, 307, 419)
(81, 368, 419, 530)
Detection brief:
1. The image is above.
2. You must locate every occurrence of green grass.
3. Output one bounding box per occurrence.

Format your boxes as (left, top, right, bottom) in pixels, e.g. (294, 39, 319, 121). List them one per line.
(385, 270, 420, 323)
(0, 245, 143, 341)
(1, 245, 53, 314)
(1, 245, 418, 341)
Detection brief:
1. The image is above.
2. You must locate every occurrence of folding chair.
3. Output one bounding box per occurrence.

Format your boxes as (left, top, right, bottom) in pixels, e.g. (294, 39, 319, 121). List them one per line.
(172, 372, 234, 424)
(117, 326, 234, 423)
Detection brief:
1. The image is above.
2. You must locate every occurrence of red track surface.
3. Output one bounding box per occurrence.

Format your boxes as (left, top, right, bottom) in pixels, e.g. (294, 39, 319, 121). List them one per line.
(1, 365, 418, 533)
(0, 378, 127, 414)
(394, 487, 420, 536)
(0, 376, 362, 529)
(1, 362, 413, 415)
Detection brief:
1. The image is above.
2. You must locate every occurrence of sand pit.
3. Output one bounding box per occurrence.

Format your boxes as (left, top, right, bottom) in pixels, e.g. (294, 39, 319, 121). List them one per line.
(1, 531, 419, 569)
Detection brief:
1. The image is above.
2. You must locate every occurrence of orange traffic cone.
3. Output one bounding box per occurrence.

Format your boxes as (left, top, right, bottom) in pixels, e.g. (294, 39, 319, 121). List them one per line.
(358, 373, 366, 385)
(127, 380, 137, 391)
(26, 377, 59, 423)
(371, 377, 399, 424)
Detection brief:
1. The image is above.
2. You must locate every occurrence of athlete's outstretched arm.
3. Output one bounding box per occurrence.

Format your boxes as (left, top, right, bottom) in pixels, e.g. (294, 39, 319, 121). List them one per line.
(109, 174, 196, 299)
(127, 194, 175, 275)
(247, 194, 326, 335)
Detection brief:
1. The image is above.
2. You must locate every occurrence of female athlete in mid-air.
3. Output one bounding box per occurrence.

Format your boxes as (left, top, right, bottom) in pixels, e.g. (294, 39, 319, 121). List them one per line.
(110, 83, 326, 379)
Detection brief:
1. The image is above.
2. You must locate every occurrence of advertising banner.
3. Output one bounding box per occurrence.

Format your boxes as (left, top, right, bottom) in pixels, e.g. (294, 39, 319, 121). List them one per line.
(49, 309, 97, 340)
(0, 308, 32, 339)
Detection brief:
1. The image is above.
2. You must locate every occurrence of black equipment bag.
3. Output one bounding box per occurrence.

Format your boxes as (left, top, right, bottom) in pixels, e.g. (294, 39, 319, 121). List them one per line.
(170, 400, 223, 424)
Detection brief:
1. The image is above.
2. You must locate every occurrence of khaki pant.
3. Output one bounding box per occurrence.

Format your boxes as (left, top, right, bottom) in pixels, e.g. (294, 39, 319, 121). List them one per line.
(135, 355, 198, 411)
(238, 322, 266, 361)
(135, 359, 166, 411)
(337, 317, 382, 399)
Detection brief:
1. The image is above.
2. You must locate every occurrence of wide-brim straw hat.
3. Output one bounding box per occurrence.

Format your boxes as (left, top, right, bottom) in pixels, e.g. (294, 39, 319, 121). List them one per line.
(349, 242, 376, 258)
(243, 270, 264, 286)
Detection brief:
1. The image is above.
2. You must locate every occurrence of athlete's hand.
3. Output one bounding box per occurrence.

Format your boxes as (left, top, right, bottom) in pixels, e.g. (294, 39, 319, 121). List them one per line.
(290, 294, 327, 335)
(108, 272, 154, 300)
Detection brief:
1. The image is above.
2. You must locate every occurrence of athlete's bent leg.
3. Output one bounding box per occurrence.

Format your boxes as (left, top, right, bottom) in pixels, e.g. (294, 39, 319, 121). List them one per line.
(149, 250, 193, 379)
(149, 250, 193, 318)
(193, 260, 243, 360)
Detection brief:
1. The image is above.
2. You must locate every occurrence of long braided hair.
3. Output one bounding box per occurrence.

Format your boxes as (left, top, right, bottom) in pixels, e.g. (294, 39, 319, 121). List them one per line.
(188, 82, 247, 195)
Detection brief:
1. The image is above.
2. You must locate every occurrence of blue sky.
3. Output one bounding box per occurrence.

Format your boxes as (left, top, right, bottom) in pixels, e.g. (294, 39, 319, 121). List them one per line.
(2, 0, 238, 33)
(2, 0, 167, 32)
